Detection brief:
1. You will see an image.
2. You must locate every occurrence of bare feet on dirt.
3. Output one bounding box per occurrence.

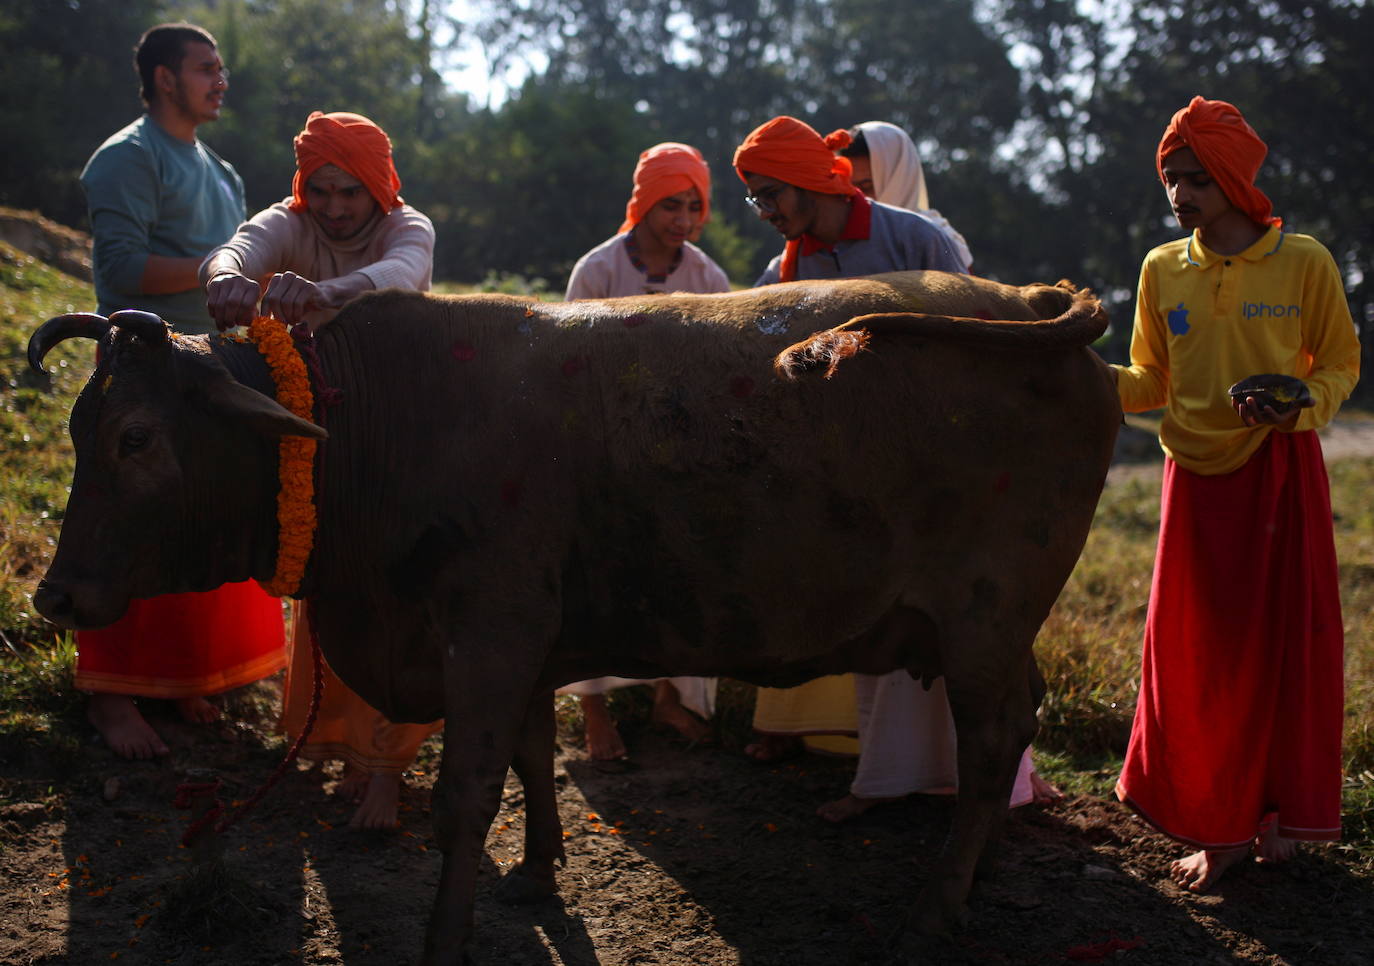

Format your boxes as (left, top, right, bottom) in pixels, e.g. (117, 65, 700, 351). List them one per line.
(650, 681, 710, 744)
(1030, 770, 1064, 804)
(1170, 845, 1250, 892)
(580, 693, 628, 760)
(174, 695, 221, 724)
(338, 763, 371, 803)
(338, 764, 402, 828)
(816, 792, 900, 823)
(347, 772, 402, 829)
(1254, 821, 1298, 864)
(742, 733, 799, 762)
(86, 693, 169, 760)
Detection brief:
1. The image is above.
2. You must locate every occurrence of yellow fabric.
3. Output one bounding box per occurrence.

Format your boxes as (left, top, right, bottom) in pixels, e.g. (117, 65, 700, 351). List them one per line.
(752, 674, 858, 748)
(1114, 226, 1359, 475)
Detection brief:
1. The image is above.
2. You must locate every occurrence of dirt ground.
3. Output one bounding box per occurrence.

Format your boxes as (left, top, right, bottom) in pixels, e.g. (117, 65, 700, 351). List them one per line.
(2, 687, 1372, 966)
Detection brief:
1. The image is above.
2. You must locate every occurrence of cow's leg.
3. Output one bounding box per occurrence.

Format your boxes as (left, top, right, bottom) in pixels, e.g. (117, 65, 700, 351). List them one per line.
(913, 642, 1037, 935)
(423, 643, 548, 966)
(496, 690, 565, 903)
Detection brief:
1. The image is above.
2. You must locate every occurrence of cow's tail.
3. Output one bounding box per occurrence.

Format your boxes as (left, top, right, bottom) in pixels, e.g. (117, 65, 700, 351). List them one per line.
(773, 281, 1107, 381)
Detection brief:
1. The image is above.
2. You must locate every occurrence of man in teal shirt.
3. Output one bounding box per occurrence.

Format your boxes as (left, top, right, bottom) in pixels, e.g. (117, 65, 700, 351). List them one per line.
(72, 23, 285, 763)
(81, 22, 244, 333)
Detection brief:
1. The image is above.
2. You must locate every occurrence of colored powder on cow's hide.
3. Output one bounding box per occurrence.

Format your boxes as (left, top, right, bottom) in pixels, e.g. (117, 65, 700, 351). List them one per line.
(730, 375, 755, 399)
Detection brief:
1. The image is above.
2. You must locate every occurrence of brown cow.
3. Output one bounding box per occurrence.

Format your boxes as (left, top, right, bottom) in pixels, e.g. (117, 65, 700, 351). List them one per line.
(29, 271, 1120, 964)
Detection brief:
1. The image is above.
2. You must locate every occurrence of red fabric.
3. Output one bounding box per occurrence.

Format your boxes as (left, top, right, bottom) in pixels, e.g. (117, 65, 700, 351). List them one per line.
(1116, 431, 1343, 848)
(617, 142, 713, 234)
(1156, 96, 1280, 228)
(289, 111, 403, 214)
(74, 581, 287, 698)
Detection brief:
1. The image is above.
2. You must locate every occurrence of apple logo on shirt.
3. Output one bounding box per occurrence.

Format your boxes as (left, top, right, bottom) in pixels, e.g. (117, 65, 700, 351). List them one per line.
(1167, 302, 1190, 336)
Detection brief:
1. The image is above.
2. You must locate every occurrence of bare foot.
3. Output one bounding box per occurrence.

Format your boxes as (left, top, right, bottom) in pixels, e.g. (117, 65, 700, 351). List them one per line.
(348, 772, 402, 829)
(1170, 845, 1250, 892)
(1030, 770, 1063, 804)
(743, 733, 798, 762)
(337, 763, 370, 804)
(87, 693, 168, 760)
(817, 792, 898, 824)
(651, 681, 711, 744)
(580, 694, 627, 760)
(174, 695, 220, 724)
(1254, 821, 1298, 864)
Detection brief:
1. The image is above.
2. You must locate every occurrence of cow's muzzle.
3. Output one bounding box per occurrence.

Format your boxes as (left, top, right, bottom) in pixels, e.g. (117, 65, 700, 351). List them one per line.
(33, 579, 127, 630)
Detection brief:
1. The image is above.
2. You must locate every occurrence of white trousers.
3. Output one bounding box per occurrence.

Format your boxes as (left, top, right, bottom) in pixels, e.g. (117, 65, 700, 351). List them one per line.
(851, 670, 1033, 807)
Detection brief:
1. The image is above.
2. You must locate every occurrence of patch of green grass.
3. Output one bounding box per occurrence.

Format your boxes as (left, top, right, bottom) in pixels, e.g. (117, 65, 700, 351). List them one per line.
(0, 241, 95, 648)
(0, 633, 83, 768)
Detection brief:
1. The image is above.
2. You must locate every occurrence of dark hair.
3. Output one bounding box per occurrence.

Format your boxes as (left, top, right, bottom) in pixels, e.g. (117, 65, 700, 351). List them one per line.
(135, 22, 218, 105)
(838, 127, 869, 159)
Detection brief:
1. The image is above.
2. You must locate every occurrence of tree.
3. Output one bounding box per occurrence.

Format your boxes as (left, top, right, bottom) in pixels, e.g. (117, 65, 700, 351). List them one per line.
(0, 0, 166, 227)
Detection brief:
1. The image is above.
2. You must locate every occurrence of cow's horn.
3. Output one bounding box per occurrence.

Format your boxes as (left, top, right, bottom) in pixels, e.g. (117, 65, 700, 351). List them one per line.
(109, 309, 171, 346)
(27, 312, 112, 375)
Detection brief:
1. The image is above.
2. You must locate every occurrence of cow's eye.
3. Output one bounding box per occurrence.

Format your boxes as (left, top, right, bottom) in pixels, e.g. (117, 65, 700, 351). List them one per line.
(120, 426, 150, 453)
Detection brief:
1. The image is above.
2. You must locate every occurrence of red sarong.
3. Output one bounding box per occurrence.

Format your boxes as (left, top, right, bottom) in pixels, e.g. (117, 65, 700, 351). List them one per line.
(74, 581, 287, 698)
(1116, 430, 1344, 848)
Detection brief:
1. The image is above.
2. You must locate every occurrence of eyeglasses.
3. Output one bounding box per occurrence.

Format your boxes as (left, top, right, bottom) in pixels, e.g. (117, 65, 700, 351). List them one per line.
(744, 185, 786, 216)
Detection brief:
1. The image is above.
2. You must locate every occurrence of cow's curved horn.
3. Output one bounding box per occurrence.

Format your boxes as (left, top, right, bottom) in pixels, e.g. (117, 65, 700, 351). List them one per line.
(109, 309, 171, 346)
(27, 312, 112, 375)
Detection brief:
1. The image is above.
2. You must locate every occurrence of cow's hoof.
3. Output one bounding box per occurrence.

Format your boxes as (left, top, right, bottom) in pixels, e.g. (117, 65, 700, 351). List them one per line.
(495, 862, 557, 905)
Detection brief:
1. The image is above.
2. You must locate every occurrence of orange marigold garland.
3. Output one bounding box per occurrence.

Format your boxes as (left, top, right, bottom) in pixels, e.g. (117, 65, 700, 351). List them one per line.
(248, 316, 317, 597)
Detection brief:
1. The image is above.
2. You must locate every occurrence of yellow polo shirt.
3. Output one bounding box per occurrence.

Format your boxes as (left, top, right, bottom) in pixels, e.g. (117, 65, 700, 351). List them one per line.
(1114, 225, 1359, 475)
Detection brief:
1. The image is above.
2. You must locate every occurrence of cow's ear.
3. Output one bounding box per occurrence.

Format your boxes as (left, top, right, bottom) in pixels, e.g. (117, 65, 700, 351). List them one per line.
(199, 377, 329, 440)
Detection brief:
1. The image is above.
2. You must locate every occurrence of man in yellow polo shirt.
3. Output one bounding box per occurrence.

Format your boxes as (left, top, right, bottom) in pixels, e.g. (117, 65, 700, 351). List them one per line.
(1113, 96, 1359, 893)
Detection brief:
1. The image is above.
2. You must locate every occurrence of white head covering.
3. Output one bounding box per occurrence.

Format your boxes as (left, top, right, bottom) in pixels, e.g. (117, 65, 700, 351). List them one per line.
(857, 120, 973, 271)
(859, 121, 929, 211)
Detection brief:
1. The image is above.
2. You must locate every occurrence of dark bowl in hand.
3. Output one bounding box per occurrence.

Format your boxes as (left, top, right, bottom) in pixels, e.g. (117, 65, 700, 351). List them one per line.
(1226, 374, 1312, 414)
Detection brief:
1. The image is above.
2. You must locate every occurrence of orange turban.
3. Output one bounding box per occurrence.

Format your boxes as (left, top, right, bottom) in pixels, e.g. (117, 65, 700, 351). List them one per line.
(618, 142, 712, 234)
(289, 111, 403, 213)
(732, 116, 855, 194)
(1156, 96, 1279, 227)
(733, 116, 860, 283)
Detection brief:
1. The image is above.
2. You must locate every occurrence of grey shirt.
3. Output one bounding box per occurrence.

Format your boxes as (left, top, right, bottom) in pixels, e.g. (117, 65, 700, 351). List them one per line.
(754, 200, 965, 285)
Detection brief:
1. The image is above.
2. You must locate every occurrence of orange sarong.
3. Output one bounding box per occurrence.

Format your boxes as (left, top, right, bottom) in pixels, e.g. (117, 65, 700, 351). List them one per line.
(74, 580, 287, 697)
(279, 607, 442, 774)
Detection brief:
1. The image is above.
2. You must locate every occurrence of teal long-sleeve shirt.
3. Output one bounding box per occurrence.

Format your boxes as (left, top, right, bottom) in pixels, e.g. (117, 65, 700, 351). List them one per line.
(81, 115, 245, 333)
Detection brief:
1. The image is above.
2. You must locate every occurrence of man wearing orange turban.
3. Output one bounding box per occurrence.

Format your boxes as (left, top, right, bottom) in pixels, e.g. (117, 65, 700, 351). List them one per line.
(1115, 97, 1358, 892)
(200, 111, 439, 827)
(203, 110, 434, 332)
(565, 141, 730, 300)
(736, 116, 966, 788)
(732, 115, 963, 285)
(560, 141, 728, 761)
